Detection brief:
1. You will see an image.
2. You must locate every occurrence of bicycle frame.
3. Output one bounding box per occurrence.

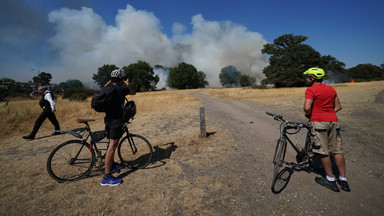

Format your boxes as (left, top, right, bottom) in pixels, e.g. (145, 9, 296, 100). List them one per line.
(283, 125, 310, 152)
(56, 120, 109, 167)
(47, 118, 153, 182)
(267, 112, 312, 165)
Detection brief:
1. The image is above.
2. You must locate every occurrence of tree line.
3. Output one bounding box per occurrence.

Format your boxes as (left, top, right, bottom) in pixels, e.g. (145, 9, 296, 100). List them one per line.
(1, 33, 383, 101)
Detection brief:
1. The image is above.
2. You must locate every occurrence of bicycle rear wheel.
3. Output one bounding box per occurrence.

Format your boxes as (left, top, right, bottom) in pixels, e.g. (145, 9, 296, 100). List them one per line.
(272, 138, 287, 187)
(47, 140, 95, 182)
(117, 134, 153, 169)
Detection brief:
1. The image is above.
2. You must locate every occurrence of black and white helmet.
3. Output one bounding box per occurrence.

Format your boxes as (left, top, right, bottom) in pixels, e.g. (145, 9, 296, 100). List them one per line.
(111, 69, 126, 79)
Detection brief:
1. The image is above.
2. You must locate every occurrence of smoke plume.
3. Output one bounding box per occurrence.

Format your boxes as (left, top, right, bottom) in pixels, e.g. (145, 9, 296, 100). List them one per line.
(46, 4, 269, 87)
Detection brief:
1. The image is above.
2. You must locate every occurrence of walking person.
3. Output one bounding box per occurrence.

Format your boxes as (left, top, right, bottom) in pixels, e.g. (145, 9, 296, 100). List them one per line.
(23, 86, 61, 140)
(101, 69, 136, 186)
(303, 67, 350, 192)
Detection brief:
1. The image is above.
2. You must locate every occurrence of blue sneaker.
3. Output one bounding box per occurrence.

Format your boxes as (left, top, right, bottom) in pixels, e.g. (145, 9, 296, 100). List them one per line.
(100, 175, 122, 186)
(111, 162, 125, 173)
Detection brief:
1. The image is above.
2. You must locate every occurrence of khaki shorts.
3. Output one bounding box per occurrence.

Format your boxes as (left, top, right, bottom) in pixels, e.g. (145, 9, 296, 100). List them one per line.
(310, 121, 342, 155)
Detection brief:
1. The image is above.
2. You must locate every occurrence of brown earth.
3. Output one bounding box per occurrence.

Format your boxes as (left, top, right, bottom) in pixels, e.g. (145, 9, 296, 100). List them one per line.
(0, 85, 383, 215)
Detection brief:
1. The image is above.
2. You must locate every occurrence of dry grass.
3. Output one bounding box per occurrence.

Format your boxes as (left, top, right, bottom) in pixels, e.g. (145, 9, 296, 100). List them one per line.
(206, 81, 384, 118)
(0, 90, 200, 139)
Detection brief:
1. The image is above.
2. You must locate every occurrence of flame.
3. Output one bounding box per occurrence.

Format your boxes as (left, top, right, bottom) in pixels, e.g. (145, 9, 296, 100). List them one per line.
(349, 78, 355, 83)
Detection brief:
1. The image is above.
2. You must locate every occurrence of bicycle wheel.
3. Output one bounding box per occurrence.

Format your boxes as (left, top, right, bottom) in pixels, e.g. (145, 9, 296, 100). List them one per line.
(272, 138, 287, 187)
(117, 134, 153, 169)
(47, 140, 95, 182)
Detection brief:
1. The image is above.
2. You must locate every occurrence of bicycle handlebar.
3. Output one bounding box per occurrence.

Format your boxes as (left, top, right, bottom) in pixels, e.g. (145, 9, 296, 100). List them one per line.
(266, 112, 312, 132)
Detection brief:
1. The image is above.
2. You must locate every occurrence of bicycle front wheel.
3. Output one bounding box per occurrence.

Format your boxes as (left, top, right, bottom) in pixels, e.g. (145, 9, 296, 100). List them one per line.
(47, 140, 95, 182)
(118, 134, 153, 169)
(272, 138, 287, 186)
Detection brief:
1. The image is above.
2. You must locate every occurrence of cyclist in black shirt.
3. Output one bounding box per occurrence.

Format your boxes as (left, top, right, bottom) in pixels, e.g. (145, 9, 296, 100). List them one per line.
(101, 69, 136, 186)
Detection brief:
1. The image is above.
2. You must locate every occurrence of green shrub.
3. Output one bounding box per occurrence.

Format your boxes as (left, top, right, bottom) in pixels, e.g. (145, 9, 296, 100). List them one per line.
(63, 88, 95, 99)
(69, 93, 88, 101)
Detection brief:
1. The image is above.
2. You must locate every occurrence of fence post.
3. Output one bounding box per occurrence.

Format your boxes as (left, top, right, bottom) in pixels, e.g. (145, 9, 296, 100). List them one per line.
(200, 107, 206, 138)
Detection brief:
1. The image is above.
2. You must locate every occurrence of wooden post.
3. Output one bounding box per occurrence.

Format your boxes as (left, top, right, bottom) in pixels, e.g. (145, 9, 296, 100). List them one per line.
(200, 107, 206, 138)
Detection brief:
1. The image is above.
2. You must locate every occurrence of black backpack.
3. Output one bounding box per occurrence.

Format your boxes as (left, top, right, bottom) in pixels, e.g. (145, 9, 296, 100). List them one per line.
(122, 99, 136, 122)
(39, 91, 54, 109)
(91, 86, 116, 112)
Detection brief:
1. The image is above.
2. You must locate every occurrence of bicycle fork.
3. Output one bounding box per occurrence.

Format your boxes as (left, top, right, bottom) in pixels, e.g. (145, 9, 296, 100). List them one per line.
(128, 136, 138, 155)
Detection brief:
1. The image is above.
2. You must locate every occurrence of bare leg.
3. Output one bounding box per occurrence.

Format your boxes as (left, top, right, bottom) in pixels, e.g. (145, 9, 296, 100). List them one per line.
(333, 153, 346, 178)
(320, 155, 334, 178)
(105, 139, 119, 174)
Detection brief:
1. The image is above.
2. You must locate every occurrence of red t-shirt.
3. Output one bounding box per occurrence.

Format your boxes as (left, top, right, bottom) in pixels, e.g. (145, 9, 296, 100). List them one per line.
(305, 84, 338, 122)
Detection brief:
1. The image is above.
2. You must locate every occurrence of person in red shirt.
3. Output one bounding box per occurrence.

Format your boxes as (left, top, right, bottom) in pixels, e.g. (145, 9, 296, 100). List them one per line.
(303, 67, 350, 192)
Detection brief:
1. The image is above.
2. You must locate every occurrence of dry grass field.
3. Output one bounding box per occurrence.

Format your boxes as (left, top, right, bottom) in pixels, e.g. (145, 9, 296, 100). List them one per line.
(0, 90, 200, 139)
(0, 81, 383, 215)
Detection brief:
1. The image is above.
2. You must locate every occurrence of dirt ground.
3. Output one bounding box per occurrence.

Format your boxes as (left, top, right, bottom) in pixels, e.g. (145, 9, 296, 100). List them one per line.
(0, 85, 383, 215)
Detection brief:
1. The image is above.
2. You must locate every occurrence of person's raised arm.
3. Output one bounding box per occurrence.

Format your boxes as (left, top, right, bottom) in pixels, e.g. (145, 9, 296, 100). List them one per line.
(104, 80, 112, 87)
(124, 79, 136, 95)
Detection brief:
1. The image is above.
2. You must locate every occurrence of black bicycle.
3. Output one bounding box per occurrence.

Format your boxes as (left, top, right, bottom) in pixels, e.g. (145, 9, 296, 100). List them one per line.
(266, 112, 322, 192)
(47, 118, 152, 183)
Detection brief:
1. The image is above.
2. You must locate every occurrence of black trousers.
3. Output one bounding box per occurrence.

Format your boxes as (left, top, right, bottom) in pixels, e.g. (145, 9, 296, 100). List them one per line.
(31, 108, 60, 135)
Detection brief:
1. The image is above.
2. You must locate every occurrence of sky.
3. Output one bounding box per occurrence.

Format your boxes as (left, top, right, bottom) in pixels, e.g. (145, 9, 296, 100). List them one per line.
(0, 0, 383, 88)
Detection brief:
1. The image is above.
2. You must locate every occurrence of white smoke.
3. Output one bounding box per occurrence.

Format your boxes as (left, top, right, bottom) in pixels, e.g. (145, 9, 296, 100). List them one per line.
(153, 67, 170, 89)
(47, 4, 269, 87)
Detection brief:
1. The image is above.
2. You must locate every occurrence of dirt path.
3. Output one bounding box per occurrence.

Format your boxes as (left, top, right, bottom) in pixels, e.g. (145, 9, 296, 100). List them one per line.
(0, 88, 383, 215)
(189, 90, 384, 215)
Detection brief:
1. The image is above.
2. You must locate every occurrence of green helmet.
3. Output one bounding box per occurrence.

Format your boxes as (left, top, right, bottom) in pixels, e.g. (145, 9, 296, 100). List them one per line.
(303, 67, 325, 79)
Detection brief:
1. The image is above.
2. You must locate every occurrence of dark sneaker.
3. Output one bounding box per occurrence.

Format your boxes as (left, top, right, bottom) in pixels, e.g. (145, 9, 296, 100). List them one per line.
(111, 162, 124, 173)
(22, 134, 35, 140)
(315, 177, 340, 192)
(337, 179, 351, 192)
(100, 175, 122, 186)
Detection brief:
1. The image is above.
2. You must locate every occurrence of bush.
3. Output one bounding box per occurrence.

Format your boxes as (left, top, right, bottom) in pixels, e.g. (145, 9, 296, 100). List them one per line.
(62, 88, 95, 99)
(69, 93, 88, 101)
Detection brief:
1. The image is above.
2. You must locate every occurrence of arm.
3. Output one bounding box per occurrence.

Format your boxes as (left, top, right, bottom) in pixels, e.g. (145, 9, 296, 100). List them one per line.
(104, 80, 112, 87)
(303, 99, 313, 116)
(123, 79, 136, 95)
(334, 96, 342, 113)
(45, 92, 56, 112)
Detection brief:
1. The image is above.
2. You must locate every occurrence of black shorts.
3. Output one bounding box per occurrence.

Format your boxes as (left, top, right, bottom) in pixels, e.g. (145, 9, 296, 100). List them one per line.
(104, 119, 124, 140)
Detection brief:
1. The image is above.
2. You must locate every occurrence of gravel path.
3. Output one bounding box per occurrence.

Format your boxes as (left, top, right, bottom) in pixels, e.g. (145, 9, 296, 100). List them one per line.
(190, 90, 384, 215)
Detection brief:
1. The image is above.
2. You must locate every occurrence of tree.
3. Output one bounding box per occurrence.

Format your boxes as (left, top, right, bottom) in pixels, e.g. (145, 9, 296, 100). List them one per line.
(33, 72, 52, 86)
(56, 82, 68, 91)
(0, 78, 25, 98)
(168, 62, 207, 89)
(198, 71, 209, 87)
(239, 74, 253, 87)
(92, 64, 119, 88)
(219, 65, 241, 86)
(319, 55, 346, 74)
(261, 34, 345, 87)
(346, 64, 384, 81)
(123, 61, 159, 92)
(66, 79, 83, 89)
